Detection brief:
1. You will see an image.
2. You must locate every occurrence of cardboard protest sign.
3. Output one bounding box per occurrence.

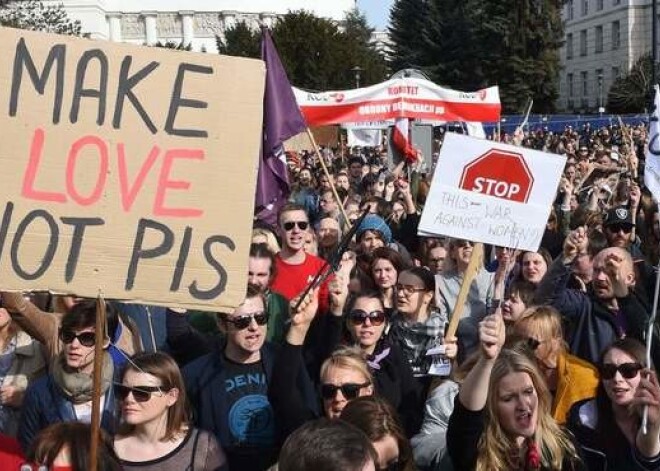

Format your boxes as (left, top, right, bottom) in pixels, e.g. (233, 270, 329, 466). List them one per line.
(0, 26, 265, 311)
(419, 133, 565, 251)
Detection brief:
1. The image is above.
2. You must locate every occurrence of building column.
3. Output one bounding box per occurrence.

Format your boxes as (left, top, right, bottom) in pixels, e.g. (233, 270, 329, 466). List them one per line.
(107, 12, 122, 42)
(180, 11, 194, 46)
(260, 12, 276, 29)
(221, 10, 237, 30)
(142, 12, 158, 45)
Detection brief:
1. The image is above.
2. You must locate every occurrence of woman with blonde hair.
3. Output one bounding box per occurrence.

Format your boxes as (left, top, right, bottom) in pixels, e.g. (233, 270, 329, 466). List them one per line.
(114, 352, 227, 470)
(447, 312, 582, 470)
(512, 305, 599, 424)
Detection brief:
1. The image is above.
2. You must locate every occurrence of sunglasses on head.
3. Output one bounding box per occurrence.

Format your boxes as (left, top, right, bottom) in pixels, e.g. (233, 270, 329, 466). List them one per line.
(348, 309, 386, 326)
(283, 221, 309, 231)
(320, 382, 370, 400)
(600, 362, 642, 380)
(222, 311, 269, 330)
(59, 330, 96, 347)
(114, 383, 163, 402)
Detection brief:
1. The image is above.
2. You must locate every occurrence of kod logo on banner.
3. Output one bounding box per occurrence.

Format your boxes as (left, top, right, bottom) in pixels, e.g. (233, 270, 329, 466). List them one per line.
(459, 149, 534, 203)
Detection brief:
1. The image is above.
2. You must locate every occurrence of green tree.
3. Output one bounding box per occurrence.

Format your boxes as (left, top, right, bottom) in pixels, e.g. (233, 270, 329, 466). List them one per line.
(0, 0, 82, 35)
(339, 8, 388, 86)
(214, 10, 386, 90)
(216, 21, 260, 58)
(388, 0, 430, 72)
(607, 54, 655, 113)
(390, 0, 564, 113)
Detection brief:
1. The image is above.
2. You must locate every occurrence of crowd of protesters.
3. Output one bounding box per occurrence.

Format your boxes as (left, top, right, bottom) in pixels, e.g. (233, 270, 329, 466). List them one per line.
(1, 120, 660, 471)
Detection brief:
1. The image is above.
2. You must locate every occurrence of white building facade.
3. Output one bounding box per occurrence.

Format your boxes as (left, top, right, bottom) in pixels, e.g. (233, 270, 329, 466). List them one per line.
(558, 0, 657, 112)
(51, 0, 356, 52)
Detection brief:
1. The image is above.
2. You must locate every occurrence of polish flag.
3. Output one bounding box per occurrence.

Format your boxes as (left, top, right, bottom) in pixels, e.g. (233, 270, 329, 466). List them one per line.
(392, 118, 418, 163)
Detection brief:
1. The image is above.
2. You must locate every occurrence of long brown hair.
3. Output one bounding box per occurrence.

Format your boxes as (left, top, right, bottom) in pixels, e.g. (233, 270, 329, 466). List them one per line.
(119, 352, 189, 441)
(477, 349, 579, 471)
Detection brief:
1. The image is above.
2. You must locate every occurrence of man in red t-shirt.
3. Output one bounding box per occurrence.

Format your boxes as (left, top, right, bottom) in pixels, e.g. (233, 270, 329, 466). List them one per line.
(271, 203, 330, 313)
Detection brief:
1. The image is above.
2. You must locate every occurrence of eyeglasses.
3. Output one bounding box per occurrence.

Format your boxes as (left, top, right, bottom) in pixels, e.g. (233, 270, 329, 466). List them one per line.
(600, 362, 642, 380)
(59, 330, 96, 347)
(114, 383, 164, 403)
(348, 309, 386, 326)
(396, 284, 427, 296)
(283, 221, 309, 231)
(606, 224, 633, 234)
(222, 311, 269, 330)
(320, 382, 371, 400)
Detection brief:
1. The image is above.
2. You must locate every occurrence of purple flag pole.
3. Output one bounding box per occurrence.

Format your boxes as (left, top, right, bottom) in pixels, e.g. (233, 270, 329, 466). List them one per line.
(255, 27, 307, 226)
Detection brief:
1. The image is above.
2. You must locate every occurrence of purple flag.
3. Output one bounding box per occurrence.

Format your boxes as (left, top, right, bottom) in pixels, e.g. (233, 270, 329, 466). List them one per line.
(255, 28, 307, 226)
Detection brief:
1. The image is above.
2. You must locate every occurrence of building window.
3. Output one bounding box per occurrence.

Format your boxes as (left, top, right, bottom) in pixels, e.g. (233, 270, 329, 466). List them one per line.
(613, 0, 621, 5)
(612, 21, 620, 49)
(568, 73, 574, 97)
(612, 66, 620, 80)
(567, 33, 574, 59)
(582, 0, 589, 15)
(597, 0, 603, 10)
(595, 26, 603, 53)
(580, 29, 588, 56)
(581, 71, 588, 97)
(567, 0, 574, 20)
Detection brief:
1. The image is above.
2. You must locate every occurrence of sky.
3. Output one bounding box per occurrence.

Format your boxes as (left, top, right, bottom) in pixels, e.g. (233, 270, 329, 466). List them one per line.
(358, 0, 395, 30)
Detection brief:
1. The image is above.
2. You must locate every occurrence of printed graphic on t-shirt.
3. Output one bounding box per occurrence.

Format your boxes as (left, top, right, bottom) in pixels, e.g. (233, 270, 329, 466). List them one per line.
(223, 368, 274, 447)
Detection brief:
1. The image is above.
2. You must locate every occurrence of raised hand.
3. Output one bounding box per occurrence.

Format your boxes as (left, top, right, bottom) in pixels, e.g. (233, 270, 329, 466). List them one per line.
(629, 183, 641, 209)
(563, 226, 588, 263)
(603, 251, 630, 298)
(328, 273, 349, 316)
(289, 288, 319, 329)
(479, 313, 505, 360)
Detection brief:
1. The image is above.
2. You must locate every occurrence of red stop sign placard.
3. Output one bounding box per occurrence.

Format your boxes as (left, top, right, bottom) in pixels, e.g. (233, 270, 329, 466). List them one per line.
(459, 149, 534, 203)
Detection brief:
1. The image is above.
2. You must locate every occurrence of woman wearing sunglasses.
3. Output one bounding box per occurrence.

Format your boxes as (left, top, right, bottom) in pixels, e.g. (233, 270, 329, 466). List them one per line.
(341, 396, 415, 471)
(567, 338, 660, 470)
(332, 289, 423, 437)
(114, 352, 227, 471)
(269, 290, 374, 438)
(512, 306, 599, 424)
(18, 301, 119, 452)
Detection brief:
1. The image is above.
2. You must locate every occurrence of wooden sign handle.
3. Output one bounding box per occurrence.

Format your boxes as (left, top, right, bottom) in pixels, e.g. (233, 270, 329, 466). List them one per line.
(444, 242, 484, 340)
(89, 296, 106, 471)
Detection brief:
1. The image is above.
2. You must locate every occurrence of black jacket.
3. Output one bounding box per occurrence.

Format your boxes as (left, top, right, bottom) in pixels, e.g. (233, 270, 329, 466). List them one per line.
(535, 258, 660, 367)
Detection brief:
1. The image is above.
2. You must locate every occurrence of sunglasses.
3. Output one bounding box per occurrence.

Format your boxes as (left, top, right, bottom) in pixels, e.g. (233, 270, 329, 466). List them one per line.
(320, 382, 370, 400)
(600, 362, 642, 380)
(222, 311, 269, 330)
(283, 221, 309, 231)
(607, 224, 633, 234)
(59, 330, 96, 347)
(348, 309, 386, 326)
(114, 383, 163, 403)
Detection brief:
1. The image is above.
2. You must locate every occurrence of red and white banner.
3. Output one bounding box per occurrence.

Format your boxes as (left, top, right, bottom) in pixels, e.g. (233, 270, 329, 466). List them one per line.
(293, 77, 501, 126)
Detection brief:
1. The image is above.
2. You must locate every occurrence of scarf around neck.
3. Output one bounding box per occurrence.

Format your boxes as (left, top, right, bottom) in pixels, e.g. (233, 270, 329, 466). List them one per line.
(51, 352, 113, 404)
